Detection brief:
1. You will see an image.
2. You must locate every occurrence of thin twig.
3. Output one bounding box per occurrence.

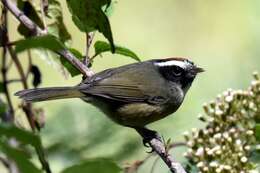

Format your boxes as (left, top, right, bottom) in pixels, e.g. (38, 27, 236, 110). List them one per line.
(0, 156, 10, 169)
(124, 141, 186, 173)
(26, 50, 32, 78)
(1, 0, 93, 78)
(0, 40, 17, 47)
(40, 0, 47, 32)
(6, 79, 22, 84)
(6, 44, 52, 173)
(135, 128, 187, 173)
(1, 5, 14, 121)
(1, 7, 20, 173)
(84, 32, 95, 66)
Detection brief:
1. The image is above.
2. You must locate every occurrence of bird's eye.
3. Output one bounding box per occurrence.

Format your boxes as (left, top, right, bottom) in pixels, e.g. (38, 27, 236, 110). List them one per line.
(172, 66, 183, 76)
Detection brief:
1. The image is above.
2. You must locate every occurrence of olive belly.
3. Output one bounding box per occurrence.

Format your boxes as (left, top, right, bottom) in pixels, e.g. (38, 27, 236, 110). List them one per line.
(82, 97, 179, 127)
(106, 103, 177, 127)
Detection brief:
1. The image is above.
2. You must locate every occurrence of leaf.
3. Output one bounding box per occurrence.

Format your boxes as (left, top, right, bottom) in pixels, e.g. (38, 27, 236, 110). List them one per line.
(17, 0, 44, 37)
(15, 35, 65, 53)
(66, 0, 115, 52)
(102, 0, 116, 17)
(30, 65, 42, 88)
(255, 123, 260, 142)
(94, 41, 141, 61)
(0, 141, 42, 173)
(47, 0, 71, 45)
(61, 158, 121, 173)
(0, 124, 42, 149)
(60, 48, 83, 77)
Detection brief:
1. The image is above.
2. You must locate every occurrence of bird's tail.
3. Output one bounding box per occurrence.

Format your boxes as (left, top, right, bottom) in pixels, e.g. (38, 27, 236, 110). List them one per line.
(15, 87, 84, 103)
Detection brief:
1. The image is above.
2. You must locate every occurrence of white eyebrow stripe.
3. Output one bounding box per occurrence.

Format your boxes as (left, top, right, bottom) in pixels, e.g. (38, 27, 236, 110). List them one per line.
(154, 60, 188, 69)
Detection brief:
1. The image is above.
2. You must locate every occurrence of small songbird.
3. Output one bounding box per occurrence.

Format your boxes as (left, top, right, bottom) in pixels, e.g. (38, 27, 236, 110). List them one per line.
(15, 58, 203, 129)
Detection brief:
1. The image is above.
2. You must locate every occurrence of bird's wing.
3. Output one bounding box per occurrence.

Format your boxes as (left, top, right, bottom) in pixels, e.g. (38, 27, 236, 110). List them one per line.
(79, 68, 168, 105)
(82, 83, 149, 103)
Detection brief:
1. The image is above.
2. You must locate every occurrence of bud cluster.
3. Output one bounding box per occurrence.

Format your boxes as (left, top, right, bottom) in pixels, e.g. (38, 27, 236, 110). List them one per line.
(184, 72, 260, 173)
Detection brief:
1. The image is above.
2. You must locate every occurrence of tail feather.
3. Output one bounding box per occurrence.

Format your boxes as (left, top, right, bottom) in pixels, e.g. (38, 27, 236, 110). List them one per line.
(15, 87, 84, 102)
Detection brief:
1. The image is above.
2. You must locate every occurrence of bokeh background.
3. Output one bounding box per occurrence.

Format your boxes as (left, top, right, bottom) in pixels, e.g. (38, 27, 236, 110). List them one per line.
(4, 0, 260, 172)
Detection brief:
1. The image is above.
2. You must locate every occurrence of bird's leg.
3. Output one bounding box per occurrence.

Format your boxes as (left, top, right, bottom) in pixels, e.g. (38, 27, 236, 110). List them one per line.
(135, 127, 162, 152)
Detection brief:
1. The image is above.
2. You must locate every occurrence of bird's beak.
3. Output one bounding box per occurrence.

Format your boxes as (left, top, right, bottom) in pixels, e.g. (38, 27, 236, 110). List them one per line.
(195, 67, 205, 73)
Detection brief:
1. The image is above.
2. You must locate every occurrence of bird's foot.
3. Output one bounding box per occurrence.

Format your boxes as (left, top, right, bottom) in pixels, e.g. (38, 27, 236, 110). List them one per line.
(135, 127, 162, 153)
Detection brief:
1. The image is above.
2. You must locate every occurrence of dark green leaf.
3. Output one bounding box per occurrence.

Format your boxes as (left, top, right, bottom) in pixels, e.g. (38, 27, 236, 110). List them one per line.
(61, 158, 121, 173)
(94, 41, 141, 61)
(30, 65, 42, 88)
(0, 124, 42, 149)
(255, 123, 260, 142)
(66, 0, 115, 52)
(15, 35, 65, 53)
(17, 0, 44, 37)
(47, 0, 71, 45)
(60, 48, 83, 77)
(102, 0, 116, 17)
(0, 141, 42, 173)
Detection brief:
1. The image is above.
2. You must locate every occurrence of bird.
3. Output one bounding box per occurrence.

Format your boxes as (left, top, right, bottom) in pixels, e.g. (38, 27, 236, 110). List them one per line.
(15, 57, 203, 140)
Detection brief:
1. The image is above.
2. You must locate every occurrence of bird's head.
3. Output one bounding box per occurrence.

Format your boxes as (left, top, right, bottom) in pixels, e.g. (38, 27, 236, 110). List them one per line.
(153, 57, 204, 93)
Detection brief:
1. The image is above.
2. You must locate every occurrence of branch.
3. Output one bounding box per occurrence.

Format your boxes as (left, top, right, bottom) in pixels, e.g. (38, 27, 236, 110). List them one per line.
(7, 44, 52, 173)
(1, 6, 14, 122)
(135, 128, 187, 173)
(84, 32, 95, 66)
(1, 0, 94, 78)
(124, 141, 186, 173)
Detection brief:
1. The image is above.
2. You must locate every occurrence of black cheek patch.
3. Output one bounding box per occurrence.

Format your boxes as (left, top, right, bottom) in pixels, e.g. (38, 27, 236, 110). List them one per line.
(158, 66, 182, 83)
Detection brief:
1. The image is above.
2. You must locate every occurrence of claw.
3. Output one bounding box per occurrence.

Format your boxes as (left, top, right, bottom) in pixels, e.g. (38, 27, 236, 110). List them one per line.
(142, 139, 150, 148)
(135, 127, 162, 152)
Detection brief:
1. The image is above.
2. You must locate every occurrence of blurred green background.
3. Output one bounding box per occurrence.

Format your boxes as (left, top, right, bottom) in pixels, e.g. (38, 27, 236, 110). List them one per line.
(4, 0, 260, 172)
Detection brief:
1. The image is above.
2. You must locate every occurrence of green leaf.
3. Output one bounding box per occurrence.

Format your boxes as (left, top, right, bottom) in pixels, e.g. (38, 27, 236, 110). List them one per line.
(0, 124, 42, 149)
(255, 123, 260, 142)
(15, 35, 65, 53)
(47, 0, 71, 45)
(61, 158, 121, 173)
(66, 0, 115, 52)
(17, 0, 44, 37)
(94, 41, 141, 61)
(60, 48, 83, 77)
(0, 141, 42, 173)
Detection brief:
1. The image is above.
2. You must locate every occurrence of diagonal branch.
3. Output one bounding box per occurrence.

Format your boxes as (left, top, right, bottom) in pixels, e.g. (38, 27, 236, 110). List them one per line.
(1, 0, 94, 78)
(136, 128, 187, 173)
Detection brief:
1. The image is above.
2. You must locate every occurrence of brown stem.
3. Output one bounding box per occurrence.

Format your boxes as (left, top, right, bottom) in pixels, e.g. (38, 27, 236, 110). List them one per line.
(26, 50, 32, 78)
(1, 0, 93, 78)
(84, 32, 95, 66)
(6, 44, 52, 173)
(40, 0, 47, 31)
(1, 6, 14, 122)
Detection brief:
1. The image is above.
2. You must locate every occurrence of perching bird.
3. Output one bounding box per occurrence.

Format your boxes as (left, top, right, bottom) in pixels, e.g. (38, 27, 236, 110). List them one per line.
(15, 58, 203, 129)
